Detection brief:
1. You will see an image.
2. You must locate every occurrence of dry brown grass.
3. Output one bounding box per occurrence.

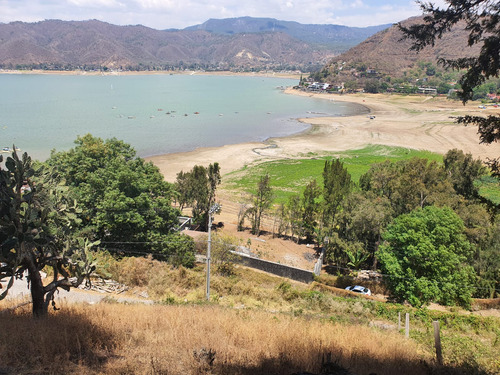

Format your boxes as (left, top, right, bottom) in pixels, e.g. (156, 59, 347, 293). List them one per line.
(0, 302, 434, 375)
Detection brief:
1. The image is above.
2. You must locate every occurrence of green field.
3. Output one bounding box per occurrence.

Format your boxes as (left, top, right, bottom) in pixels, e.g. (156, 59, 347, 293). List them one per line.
(223, 145, 444, 203)
(475, 175, 500, 205)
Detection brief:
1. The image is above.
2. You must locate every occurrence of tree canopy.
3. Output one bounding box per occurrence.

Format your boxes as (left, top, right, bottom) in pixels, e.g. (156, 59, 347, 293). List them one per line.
(46, 134, 194, 267)
(175, 162, 221, 231)
(378, 206, 476, 308)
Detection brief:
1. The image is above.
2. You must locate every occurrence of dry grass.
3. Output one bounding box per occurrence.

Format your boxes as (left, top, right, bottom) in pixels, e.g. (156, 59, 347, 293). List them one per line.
(2, 255, 497, 374)
(0, 302, 433, 375)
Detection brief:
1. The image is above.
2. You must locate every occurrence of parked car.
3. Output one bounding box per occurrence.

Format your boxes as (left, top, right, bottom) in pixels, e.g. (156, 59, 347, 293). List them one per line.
(345, 285, 371, 296)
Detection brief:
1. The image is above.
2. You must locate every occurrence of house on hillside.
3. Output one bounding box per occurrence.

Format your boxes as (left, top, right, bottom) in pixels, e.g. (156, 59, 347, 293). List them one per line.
(418, 87, 437, 95)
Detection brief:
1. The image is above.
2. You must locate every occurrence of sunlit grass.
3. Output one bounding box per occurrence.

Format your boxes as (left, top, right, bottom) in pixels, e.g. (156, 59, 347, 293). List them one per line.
(223, 145, 443, 203)
(1, 254, 498, 374)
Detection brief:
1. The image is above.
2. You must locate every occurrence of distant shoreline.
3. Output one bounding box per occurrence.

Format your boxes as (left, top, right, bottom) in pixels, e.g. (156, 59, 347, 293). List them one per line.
(0, 69, 302, 80)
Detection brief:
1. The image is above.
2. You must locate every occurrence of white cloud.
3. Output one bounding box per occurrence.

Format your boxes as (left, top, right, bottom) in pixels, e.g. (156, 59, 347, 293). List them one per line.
(67, 0, 123, 7)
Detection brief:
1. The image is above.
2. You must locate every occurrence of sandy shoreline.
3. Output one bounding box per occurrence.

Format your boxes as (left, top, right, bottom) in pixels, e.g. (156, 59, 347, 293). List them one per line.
(146, 89, 499, 182)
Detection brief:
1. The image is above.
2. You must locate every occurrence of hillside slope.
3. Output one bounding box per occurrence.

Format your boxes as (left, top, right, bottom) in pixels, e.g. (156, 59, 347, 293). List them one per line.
(0, 18, 387, 71)
(320, 16, 481, 82)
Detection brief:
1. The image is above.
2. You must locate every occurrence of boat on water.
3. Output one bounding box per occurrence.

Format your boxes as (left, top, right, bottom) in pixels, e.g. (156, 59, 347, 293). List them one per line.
(1, 147, 21, 153)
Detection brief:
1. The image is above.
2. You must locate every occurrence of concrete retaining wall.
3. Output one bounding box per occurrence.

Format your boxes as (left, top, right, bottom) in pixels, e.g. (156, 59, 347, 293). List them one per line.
(231, 251, 314, 284)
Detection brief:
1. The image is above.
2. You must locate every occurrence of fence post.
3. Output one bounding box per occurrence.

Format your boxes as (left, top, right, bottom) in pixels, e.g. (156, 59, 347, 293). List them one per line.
(433, 321, 443, 365)
(398, 312, 401, 331)
(405, 313, 410, 338)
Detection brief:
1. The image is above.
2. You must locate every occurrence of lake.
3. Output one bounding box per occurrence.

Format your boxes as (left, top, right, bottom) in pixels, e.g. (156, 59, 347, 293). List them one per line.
(0, 74, 368, 160)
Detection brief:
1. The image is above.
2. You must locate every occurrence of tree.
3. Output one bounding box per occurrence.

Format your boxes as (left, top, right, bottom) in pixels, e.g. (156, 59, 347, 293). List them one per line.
(322, 159, 352, 232)
(443, 148, 486, 199)
(175, 162, 221, 231)
(378, 206, 476, 308)
(360, 158, 457, 216)
(249, 174, 273, 236)
(46, 135, 194, 266)
(336, 192, 394, 270)
(286, 194, 302, 242)
(364, 79, 381, 94)
(301, 179, 321, 243)
(400, 0, 500, 176)
(0, 151, 94, 317)
(474, 218, 500, 298)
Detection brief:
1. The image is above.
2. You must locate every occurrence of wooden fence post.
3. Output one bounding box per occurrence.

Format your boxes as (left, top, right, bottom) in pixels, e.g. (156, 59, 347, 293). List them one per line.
(398, 312, 401, 331)
(433, 321, 443, 365)
(405, 313, 410, 338)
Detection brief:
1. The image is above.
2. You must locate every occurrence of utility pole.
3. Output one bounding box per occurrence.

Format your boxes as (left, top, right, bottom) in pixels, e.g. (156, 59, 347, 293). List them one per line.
(206, 203, 220, 301)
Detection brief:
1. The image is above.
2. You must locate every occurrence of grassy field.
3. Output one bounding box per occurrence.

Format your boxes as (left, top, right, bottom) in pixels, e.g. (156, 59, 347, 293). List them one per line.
(2, 255, 498, 374)
(223, 145, 500, 205)
(475, 176, 500, 205)
(223, 145, 444, 203)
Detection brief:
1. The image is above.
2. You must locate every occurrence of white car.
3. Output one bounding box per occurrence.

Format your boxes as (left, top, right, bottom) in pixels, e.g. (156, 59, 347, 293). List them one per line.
(345, 285, 371, 296)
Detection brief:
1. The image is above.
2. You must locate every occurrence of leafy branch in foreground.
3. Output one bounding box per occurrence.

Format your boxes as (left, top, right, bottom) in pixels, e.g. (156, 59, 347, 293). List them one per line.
(399, 0, 500, 176)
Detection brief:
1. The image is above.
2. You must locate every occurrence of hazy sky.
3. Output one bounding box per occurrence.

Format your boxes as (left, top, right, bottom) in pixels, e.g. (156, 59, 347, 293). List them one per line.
(0, 0, 449, 29)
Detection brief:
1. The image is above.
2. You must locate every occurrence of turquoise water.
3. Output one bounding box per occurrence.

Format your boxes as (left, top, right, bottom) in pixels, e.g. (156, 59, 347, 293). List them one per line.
(0, 74, 368, 160)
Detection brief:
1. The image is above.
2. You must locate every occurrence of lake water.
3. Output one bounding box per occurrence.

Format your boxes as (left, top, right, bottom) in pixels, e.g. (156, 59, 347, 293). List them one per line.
(0, 74, 368, 160)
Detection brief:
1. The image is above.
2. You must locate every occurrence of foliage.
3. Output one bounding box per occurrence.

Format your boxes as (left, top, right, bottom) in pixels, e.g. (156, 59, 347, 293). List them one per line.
(336, 192, 394, 269)
(175, 162, 221, 231)
(45, 134, 194, 267)
(321, 159, 352, 232)
(400, 0, 500, 176)
(300, 179, 321, 242)
(473, 218, 500, 298)
(0, 150, 95, 317)
(210, 233, 241, 276)
(360, 157, 457, 216)
(443, 149, 486, 199)
(378, 206, 476, 308)
(247, 173, 274, 236)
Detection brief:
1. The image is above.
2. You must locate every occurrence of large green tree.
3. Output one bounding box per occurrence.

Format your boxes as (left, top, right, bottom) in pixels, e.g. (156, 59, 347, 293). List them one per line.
(400, 0, 500, 176)
(46, 134, 194, 266)
(0, 151, 94, 317)
(378, 206, 476, 308)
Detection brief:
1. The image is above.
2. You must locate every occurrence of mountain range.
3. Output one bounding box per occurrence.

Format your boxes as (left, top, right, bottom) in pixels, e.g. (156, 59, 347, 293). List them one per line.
(0, 18, 390, 71)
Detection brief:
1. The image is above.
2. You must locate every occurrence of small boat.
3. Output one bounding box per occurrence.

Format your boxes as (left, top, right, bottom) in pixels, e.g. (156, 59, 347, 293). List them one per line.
(2, 147, 11, 153)
(194, 112, 200, 115)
